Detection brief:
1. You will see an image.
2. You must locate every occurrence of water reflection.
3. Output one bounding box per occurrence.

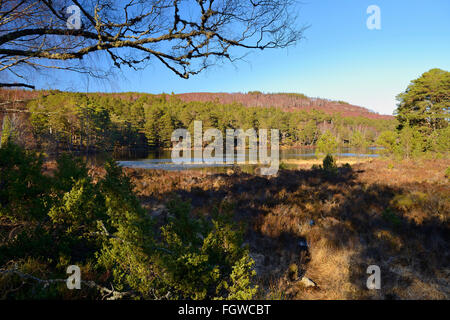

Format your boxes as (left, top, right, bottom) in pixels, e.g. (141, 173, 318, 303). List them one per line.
(109, 147, 380, 172)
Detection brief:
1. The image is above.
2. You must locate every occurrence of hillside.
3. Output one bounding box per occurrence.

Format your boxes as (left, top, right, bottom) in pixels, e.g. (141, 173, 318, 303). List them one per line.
(174, 92, 394, 120)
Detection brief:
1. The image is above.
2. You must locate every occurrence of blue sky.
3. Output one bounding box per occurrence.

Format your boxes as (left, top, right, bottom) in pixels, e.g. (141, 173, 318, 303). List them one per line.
(39, 0, 450, 115)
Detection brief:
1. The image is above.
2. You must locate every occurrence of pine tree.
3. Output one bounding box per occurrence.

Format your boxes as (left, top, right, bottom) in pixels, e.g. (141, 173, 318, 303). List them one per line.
(316, 130, 338, 157)
(350, 131, 368, 153)
(396, 68, 450, 133)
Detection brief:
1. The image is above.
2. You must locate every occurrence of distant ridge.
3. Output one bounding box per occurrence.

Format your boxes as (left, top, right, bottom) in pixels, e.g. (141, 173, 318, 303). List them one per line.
(0, 89, 394, 120)
(174, 92, 394, 120)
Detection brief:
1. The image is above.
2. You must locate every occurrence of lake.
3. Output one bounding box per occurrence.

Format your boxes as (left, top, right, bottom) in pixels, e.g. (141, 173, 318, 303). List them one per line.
(111, 147, 382, 173)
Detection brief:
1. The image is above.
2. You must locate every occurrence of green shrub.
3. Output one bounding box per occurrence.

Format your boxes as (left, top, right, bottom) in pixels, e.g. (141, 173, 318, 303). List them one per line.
(0, 116, 15, 147)
(342, 163, 352, 169)
(322, 154, 338, 176)
(0, 144, 257, 300)
(53, 154, 89, 193)
(154, 200, 257, 300)
(279, 162, 288, 170)
(96, 159, 155, 295)
(0, 142, 51, 222)
(323, 154, 336, 170)
(391, 192, 428, 212)
(0, 144, 152, 298)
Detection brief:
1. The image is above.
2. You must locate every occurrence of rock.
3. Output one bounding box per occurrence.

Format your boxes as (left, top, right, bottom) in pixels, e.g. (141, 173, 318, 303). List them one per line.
(299, 276, 316, 288)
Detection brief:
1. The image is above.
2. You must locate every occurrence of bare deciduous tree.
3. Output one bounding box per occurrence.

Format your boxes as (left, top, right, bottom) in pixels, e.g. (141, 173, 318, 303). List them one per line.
(0, 0, 306, 89)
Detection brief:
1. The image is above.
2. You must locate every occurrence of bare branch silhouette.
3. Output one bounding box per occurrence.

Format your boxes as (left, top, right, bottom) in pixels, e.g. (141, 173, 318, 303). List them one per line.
(0, 0, 306, 88)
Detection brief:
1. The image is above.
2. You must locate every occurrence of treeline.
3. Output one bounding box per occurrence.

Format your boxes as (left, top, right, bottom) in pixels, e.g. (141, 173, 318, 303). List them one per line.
(0, 91, 395, 153)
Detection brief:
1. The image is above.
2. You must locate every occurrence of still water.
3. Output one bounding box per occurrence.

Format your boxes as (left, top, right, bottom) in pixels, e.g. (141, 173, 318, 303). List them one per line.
(107, 147, 381, 172)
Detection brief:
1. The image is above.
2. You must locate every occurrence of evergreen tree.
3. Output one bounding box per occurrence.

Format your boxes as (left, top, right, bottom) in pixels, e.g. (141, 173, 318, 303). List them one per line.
(316, 130, 338, 157)
(396, 68, 450, 133)
(350, 131, 368, 153)
(376, 131, 398, 155)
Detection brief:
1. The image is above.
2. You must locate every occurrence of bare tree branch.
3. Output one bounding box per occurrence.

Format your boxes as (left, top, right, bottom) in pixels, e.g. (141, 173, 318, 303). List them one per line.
(0, 82, 34, 88)
(0, 0, 307, 88)
(0, 268, 136, 300)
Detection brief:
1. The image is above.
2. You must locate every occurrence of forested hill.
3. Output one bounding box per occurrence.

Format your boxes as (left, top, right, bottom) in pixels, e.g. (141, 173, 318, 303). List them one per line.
(174, 92, 393, 120)
(0, 89, 396, 153)
(0, 89, 393, 120)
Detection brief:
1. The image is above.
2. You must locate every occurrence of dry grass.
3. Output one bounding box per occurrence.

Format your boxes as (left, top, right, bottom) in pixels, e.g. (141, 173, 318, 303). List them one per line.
(283, 157, 373, 169)
(122, 158, 449, 300)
